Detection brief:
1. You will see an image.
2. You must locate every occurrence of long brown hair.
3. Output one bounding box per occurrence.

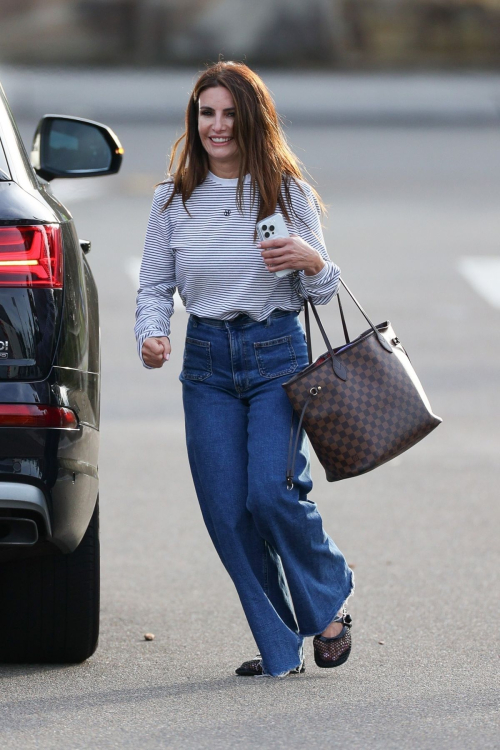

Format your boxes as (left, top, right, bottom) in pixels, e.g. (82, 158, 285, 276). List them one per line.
(161, 61, 323, 223)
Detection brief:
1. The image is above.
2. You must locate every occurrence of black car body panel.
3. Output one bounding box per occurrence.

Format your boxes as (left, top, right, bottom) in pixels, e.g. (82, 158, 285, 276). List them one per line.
(0, 83, 114, 556)
(0, 287, 62, 379)
(0, 180, 58, 223)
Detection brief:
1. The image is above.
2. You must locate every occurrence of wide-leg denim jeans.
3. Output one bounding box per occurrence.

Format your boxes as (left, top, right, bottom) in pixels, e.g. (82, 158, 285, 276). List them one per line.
(180, 310, 354, 676)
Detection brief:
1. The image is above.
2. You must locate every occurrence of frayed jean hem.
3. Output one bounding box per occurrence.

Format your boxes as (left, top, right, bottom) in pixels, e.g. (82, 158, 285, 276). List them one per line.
(258, 660, 303, 678)
(259, 641, 304, 678)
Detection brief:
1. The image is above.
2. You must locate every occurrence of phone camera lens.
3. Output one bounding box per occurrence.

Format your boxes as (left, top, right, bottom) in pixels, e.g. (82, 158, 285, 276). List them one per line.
(264, 231, 270, 238)
(262, 225, 267, 231)
(269, 225, 275, 231)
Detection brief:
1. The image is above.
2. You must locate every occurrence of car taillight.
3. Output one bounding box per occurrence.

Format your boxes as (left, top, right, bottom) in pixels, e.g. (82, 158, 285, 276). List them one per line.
(0, 405, 78, 429)
(0, 224, 62, 287)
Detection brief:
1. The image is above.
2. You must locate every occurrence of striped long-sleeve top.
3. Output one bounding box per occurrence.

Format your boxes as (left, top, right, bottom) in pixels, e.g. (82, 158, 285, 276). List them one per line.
(135, 171, 341, 366)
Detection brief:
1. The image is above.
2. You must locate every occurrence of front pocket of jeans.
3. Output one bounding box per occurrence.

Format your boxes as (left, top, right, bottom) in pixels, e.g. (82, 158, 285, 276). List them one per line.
(182, 337, 212, 381)
(254, 335, 298, 379)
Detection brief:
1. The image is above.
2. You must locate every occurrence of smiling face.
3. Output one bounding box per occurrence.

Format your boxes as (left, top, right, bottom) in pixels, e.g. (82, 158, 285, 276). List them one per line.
(198, 85, 240, 177)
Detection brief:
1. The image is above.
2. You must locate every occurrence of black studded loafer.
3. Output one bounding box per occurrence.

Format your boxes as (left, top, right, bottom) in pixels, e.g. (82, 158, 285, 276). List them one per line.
(235, 655, 305, 677)
(313, 612, 353, 668)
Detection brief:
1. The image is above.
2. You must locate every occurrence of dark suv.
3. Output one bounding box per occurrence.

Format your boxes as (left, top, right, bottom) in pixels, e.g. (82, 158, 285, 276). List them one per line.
(0, 82, 122, 662)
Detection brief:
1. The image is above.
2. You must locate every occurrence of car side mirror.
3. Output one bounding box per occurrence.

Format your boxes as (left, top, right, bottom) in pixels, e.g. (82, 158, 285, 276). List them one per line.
(31, 115, 123, 181)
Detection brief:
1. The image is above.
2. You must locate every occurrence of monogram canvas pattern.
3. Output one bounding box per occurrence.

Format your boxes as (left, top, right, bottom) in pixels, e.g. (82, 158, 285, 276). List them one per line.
(283, 323, 442, 482)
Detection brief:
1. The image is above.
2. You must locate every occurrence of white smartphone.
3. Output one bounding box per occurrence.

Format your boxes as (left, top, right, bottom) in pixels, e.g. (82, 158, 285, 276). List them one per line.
(256, 213, 293, 278)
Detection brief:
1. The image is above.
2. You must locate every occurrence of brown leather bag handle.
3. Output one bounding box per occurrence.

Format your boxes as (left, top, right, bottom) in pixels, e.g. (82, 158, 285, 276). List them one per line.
(337, 279, 393, 352)
(304, 298, 347, 380)
(303, 279, 392, 372)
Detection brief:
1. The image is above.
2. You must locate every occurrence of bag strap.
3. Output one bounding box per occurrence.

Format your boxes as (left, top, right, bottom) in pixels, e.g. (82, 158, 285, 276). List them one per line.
(286, 399, 311, 490)
(304, 278, 392, 361)
(304, 299, 347, 380)
(286, 385, 325, 489)
(303, 296, 313, 364)
(336, 279, 392, 353)
(337, 293, 350, 344)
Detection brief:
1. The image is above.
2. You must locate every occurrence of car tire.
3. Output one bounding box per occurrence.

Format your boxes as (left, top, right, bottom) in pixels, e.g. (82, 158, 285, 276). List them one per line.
(0, 498, 100, 664)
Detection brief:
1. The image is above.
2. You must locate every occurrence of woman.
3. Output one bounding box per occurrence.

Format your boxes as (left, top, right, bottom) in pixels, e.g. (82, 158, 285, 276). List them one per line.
(135, 61, 354, 678)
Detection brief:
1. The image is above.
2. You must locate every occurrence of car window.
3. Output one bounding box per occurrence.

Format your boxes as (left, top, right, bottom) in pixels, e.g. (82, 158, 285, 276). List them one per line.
(0, 138, 10, 180)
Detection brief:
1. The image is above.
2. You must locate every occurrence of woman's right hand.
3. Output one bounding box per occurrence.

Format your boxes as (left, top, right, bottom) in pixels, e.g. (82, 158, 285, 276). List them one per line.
(142, 336, 171, 368)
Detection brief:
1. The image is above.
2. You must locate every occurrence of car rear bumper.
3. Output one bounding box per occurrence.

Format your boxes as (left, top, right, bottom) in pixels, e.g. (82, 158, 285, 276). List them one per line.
(0, 422, 99, 553)
(0, 482, 52, 535)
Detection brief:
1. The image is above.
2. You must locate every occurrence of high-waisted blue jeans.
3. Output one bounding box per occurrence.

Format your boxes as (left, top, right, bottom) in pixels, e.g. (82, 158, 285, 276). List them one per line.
(180, 310, 354, 676)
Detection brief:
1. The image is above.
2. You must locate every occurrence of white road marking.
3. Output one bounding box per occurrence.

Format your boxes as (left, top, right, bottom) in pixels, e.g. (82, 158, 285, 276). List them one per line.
(125, 257, 185, 311)
(458, 257, 500, 309)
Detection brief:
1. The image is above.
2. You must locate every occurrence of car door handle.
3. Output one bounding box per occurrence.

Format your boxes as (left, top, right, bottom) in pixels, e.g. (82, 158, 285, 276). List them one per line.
(79, 239, 91, 255)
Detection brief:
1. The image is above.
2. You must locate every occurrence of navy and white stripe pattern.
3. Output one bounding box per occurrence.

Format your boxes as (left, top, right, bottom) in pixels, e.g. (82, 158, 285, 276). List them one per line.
(135, 171, 340, 366)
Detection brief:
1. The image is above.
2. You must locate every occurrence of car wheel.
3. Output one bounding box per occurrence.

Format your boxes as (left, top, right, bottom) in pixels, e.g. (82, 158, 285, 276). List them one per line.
(0, 498, 100, 663)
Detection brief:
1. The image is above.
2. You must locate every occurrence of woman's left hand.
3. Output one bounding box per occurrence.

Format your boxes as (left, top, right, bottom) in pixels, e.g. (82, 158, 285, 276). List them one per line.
(259, 234, 325, 277)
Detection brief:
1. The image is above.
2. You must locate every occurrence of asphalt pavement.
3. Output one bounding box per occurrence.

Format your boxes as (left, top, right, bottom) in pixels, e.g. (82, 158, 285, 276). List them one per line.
(1, 72, 499, 749)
